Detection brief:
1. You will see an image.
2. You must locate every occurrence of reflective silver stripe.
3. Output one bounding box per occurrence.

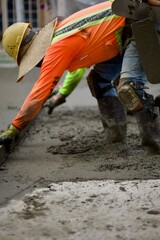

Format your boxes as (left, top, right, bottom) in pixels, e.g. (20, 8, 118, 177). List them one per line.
(53, 8, 113, 39)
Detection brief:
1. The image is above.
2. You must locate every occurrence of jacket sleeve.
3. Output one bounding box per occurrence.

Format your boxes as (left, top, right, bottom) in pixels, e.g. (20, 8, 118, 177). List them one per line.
(12, 35, 86, 130)
(59, 68, 87, 96)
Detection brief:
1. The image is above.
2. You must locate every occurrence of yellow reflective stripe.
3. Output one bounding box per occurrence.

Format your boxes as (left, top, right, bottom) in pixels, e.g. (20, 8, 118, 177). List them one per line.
(52, 18, 112, 43)
(55, 6, 111, 31)
(52, 7, 120, 44)
(115, 27, 123, 54)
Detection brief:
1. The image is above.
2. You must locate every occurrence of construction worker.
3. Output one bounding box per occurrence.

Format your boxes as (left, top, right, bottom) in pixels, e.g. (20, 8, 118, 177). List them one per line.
(46, 0, 160, 117)
(45, 0, 106, 114)
(0, 2, 127, 146)
(114, 0, 160, 153)
(47, 0, 160, 153)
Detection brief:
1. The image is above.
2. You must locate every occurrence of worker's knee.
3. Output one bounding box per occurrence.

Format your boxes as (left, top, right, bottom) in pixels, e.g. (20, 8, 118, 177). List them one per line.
(86, 70, 114, 99)
(117, 78, 155, 112)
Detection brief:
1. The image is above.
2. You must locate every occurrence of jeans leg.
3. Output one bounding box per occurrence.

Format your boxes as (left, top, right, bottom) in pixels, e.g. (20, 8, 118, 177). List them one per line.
(94, 54, 123, 97)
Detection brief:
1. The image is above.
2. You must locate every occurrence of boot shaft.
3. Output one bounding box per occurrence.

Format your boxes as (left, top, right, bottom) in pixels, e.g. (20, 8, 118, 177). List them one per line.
(134, 107, 160, 153)
(97, 96, 127, 143)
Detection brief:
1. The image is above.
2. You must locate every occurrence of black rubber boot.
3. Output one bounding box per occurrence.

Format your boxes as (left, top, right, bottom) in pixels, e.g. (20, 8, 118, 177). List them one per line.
(134, 107, 160, 153)
(97, 96, 127, 143)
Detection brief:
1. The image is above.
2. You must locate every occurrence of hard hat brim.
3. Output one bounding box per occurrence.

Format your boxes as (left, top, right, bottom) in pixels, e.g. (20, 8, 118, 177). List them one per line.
(17, 18, 57, 82)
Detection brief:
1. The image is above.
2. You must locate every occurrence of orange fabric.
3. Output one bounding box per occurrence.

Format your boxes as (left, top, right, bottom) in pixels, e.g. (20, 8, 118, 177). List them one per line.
(53, 2, 122, 44)
(13, 2, 125, 129)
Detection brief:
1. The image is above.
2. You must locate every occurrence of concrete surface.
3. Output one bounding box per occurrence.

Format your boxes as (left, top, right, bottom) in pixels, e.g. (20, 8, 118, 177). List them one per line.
(0, 180, 160, 240)
(0, 47, 160, 239)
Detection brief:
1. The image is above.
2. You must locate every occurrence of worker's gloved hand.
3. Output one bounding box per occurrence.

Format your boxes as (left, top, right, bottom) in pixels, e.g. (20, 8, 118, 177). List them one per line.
(48, 89, 59, 99)
(43, 92, 66, 114)
(0, 124, 20, 145)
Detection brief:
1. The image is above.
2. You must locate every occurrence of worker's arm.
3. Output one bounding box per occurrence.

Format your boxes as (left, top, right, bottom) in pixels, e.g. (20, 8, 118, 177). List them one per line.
(12, 44, 73, 130)
(0, 35, 86, 145)
(12, 35, 86, 130)
(59, 68, 87, 96)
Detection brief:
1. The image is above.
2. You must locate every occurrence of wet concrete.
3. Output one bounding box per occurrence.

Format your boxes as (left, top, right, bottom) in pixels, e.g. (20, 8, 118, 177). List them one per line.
(0, 66, 160, 239)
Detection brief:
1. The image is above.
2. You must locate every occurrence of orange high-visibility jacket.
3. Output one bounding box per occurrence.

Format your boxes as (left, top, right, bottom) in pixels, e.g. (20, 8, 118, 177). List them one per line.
(13, 1, 125, 129)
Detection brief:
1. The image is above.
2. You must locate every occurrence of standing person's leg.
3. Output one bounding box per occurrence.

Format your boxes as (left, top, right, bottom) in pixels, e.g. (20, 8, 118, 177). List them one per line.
(117, 40, 148, 112)
(87, 54, 127, 143)
(117, 40, 160, 153)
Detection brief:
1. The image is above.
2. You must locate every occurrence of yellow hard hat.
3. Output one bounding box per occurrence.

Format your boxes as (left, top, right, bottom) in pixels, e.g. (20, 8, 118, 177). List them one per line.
(2, 19, 57, 82)
(2, 22, 31, 62)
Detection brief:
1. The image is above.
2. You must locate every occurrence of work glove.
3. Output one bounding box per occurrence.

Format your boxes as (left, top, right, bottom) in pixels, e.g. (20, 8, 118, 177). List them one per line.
(0, 124, 20, 146)
(43, 92, 66, 115)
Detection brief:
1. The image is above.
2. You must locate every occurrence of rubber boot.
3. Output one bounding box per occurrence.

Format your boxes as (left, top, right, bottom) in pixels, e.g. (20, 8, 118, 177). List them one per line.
(134, 107, 160, 153)
(97, 96, 127, 143)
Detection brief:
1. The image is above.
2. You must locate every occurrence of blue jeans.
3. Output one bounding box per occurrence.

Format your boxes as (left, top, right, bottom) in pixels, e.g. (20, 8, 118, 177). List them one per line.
(120, 40, 147, 85)
(120, 23, 160, 97)
(93, 41, 149, 99)
(94, 54, 123, 97)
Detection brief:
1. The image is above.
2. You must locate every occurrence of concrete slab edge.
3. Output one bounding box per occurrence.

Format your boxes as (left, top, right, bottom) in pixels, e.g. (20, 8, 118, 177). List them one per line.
(0, 145, 6, 165)
(0, 125, 30, 166)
